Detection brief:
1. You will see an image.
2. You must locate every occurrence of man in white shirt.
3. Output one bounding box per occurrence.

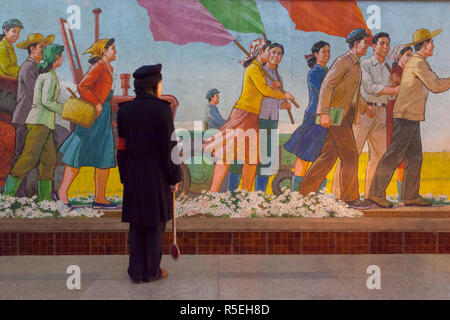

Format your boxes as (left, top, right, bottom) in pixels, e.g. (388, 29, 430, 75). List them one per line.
(332, 32, 399, 200)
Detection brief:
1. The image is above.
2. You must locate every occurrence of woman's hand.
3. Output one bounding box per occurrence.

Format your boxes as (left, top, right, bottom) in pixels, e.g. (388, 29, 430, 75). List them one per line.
(170, 183, 179, 193)
(281, 101, 291, 110)
(270, 81, 281, 90)
(284, 92, 294, 101)
(95, 104, 103, 118)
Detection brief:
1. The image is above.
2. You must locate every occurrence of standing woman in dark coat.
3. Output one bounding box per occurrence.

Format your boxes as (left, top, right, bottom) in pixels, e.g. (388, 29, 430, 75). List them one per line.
(117, 64, 181, 284)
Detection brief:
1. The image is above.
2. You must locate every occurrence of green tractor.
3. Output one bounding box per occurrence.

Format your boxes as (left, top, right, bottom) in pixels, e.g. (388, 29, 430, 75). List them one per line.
(178, 131, 296, 195)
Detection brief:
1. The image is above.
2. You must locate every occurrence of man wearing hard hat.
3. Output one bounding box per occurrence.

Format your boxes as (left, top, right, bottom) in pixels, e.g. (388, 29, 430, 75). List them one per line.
(369, 28, 450, 208)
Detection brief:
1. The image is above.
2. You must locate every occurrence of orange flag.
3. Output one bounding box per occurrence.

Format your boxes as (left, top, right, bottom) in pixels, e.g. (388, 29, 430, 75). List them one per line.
(279, 0, 372, 38)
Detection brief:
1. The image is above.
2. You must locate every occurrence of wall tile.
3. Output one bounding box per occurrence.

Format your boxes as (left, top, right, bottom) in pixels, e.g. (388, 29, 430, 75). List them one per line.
(335, 232, 369, 254)
(55, 232, 90, 255)
(233, 232, 267, 254)
(2, 231, 449, 256)
(302, 232, 335, 254)
(404, 232, 437, 254)
(438, 233, 450, 254)
(198, 232, 232, 254)
(267, 232, 301, 254)
(18, 233, 54, 255)
(0, 233, 18, 255)
(370, 232, 403, 254)
(176, 232, 197, 254)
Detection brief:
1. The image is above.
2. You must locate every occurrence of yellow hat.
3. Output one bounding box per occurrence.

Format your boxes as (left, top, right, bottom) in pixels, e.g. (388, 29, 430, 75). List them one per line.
(83, 39, 110, 58)
(404, 28, 441, 46)
(16, 33, 55, 49)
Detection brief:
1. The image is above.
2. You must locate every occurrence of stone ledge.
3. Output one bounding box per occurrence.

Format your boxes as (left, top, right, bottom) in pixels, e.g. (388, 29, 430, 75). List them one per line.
(100, 205, 450, 219)
(1, 216, 450, 232)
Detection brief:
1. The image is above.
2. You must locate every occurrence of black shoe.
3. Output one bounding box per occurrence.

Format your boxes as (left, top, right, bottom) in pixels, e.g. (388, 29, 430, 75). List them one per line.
(53, 191, 72, 209)
(128, 268, 142, 284)
(92, 201, 118, 209)
(345, 199, 372, 210)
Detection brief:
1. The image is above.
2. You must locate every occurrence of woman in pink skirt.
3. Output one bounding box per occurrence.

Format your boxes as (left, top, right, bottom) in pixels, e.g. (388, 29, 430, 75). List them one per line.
(203, 39, 294, 192)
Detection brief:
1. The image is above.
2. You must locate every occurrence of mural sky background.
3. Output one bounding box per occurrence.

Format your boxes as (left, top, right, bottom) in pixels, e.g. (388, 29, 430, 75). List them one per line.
(1, 0, 449, 151)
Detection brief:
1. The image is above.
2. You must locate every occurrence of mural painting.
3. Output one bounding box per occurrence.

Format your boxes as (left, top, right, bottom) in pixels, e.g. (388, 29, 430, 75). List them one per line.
(0, 0, 449, 218)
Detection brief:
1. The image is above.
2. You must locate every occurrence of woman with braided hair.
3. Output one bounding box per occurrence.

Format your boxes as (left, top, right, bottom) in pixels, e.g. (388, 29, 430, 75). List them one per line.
(284, 41, 331, 192)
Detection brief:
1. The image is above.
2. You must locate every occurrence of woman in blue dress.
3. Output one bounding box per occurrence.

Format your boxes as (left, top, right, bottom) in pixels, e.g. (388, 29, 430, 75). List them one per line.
(284, 41, 331, 191)
(56, 38, 117, 208)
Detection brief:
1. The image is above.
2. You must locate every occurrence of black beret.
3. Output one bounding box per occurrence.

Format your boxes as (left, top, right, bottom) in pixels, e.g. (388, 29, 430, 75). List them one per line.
(132, 64, 162, 79)
(346, 28, 370, 43)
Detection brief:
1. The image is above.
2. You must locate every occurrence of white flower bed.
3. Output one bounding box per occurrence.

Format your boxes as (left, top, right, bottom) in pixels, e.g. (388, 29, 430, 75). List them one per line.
(0, 195, 103, 219)
(2, 189, 447, 219)
(176, 188, 363, 218)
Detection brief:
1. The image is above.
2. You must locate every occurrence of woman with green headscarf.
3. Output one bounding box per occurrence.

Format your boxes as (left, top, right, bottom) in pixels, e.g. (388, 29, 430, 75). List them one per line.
(3, 44, 65, 202)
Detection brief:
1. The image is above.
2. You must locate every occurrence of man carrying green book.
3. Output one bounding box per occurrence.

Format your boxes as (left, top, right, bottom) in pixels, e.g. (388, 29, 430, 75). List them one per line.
(315, 107, 343, 126)
(332, 32, 400, 200)
(298, 28, 371, 210)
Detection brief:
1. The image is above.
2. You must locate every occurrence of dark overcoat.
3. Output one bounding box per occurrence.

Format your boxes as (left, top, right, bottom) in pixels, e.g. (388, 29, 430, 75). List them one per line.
(117, 94, 182, 227)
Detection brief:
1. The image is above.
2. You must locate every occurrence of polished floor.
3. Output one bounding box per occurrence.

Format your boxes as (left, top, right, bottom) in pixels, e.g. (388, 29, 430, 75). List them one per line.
(0, 254, 449, 300)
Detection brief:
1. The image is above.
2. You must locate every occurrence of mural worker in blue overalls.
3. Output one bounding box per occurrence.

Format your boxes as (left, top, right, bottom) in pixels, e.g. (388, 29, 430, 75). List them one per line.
(204, 88, 234, 192)
(205, 88, 226, 129)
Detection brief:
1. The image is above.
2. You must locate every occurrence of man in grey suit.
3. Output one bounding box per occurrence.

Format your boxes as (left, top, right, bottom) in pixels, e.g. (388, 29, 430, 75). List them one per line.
(12, 33, 54, 196)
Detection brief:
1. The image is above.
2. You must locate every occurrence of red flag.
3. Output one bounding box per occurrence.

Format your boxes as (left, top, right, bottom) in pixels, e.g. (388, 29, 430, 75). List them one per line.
(279, 0, 372, 38)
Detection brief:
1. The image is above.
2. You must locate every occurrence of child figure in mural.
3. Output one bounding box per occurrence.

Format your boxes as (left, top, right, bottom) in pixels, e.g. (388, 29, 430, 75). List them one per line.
(57, 39, 117, 208)
(203, 39, 294, 192)
(3, 44, 65, 201)
(284, 41, 331, 192)
(0, 19, 23, 79)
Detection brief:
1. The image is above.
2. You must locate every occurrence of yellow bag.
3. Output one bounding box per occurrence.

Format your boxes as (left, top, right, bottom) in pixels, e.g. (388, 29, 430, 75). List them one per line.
(62, 88, 96, 128)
